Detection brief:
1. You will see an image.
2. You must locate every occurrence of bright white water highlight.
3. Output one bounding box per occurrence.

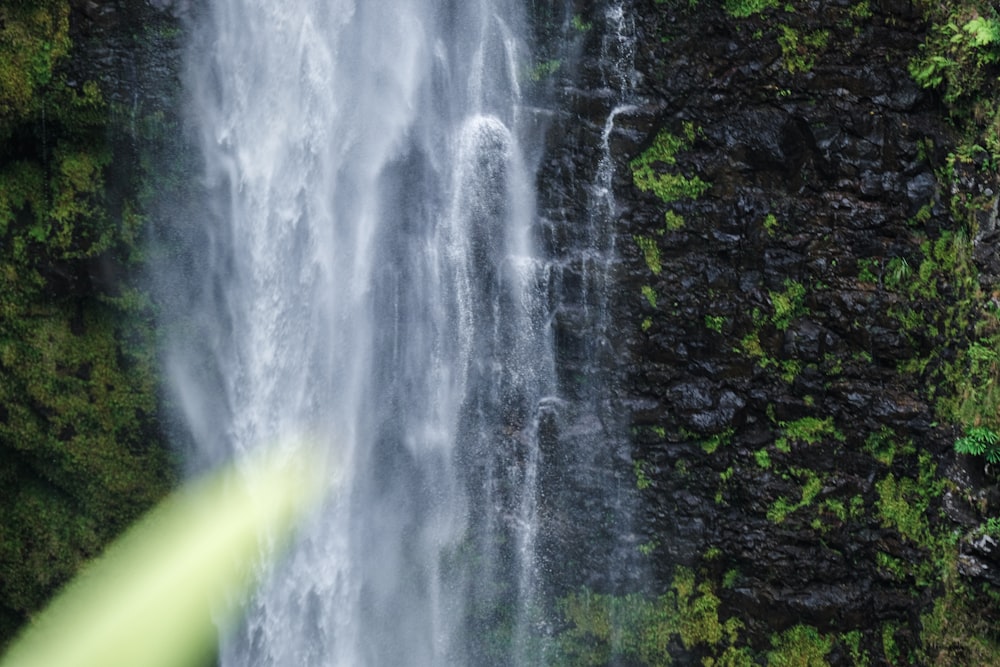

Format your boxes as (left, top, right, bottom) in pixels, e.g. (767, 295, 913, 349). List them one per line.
(172, 0, 555, 665)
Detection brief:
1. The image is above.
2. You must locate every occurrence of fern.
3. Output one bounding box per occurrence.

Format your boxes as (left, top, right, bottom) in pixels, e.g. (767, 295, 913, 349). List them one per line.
(955, 426, 1000, 463)
(963, 16, 1000, 51)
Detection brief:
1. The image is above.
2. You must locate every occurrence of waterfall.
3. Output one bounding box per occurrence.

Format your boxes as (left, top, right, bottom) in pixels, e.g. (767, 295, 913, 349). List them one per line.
(165, 0, 560, 665)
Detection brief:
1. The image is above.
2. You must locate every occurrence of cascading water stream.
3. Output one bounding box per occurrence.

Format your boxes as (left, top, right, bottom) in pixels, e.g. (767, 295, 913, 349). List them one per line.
(167, 0, 562, 665)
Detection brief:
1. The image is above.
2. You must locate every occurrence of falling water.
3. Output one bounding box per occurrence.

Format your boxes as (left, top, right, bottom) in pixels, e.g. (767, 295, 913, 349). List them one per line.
(166, 0, 562, 665)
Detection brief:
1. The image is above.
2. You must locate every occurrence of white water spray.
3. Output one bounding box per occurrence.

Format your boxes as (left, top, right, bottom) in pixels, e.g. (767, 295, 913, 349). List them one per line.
(168, 1, 554, 664)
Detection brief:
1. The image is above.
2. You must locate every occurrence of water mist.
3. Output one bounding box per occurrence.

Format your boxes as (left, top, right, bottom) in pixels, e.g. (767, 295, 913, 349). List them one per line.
(167, 1, 561, 665)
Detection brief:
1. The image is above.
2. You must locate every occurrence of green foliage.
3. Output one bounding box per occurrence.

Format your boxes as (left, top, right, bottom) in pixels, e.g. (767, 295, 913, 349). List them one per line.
(883, 256, 913, 289)
(642, 285, 658, 308)
(705, 314, 726, 333)
(857, 258, 880, 284)
(635, 235, 662, 275)
(552, 574, 910, 666)
(674, 567, 726, 649)
(768, 279, 807, 330)
(634, 459, 653, 490)
(881, 623, 901, 665)
(777, 25, 830, 74)
(954, 425, 1000, 462)
(821, 498, 847, 523)
(775, 358, 801, 384)
(965, 15, 1000, 48)
(909, 1, 1000, 210)
(739, 331, 764, 358)
(767, 625, 833, 666)
(571, 14, 593, 32)
(848, 1, 872, 22)
(766, 497, 797, 524)
(873, 454, 947, 585)
(0, 449, 324, 667)
(910, 9, 1000, 105)
(754, 448, 772, 469)
(553, 589, 668, 666)
(705, 646, 754, 667)
(775, 416, 843, 452)
(0, 86, 113, 263)
(551, 567, 742, 666)
(920, 580, 1000, 664)
(762, 213, 779, 236)
(702, 428, 734, 454)
(0, 300, 173, 634)
(881, 228, 1000, 441)
(977, 516, 1000, 537)
(743, 329, 808, 381)
(719, 466, 735, 485)
(767, 467, 824, 524)
(0, 1, 177, 642)
(864, 426, 914, 467)
(0, 2, 70, 134)
(876, 550, 910, 581)
(664, 210, 686, 231)
(855, 419, 1000, 661)
(723, 0, 779, 18)
(528, 59, 561, 81)
(631, 124, 711, 204)
(876, 472, 935, 547)
(943, 300, 1000, 433)
(638, 540, 659, 556)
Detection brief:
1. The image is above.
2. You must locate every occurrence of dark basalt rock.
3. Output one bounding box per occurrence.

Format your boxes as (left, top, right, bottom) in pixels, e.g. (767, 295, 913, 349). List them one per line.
(533, 0, 1000, 661)
(33, 0, 999, 660)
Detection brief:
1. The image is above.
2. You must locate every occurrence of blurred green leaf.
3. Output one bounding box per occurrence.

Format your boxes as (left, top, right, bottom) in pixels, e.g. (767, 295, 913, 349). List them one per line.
(0, 443, 328, 667)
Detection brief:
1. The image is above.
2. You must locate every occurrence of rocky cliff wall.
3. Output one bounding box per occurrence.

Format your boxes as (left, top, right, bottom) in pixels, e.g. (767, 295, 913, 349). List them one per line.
(5, 0, 1000, 663)
(537, 0, 1000, 664)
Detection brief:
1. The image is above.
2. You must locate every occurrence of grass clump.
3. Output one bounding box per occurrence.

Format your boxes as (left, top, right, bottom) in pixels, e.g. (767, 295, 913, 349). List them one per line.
(631, 123, 710, 204)
(635, 235, 662, 275)
(723, 0, 779, 18)
(774, 416, 843, 452)
(551, 567, 743, 666)
(767, 625, 833, 666)
(769, 279, 807, 331)
(778, 26, 830, 74)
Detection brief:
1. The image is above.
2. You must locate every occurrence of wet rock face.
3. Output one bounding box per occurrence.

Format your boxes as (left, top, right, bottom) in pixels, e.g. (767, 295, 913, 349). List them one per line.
(51, 0, 999, 658)
(67, 0, 185, 110)
(537, 0, 1000, 659)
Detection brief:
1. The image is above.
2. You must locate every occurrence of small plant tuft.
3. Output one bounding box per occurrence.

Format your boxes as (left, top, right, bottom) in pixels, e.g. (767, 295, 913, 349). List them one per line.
(705, 314, 726, 333)
(955, 426, 1000, 463)
(641, 285, 658, 309)
(571, 14, 593, 32)
(635, 235, 662, 275)
(723, 0, 778, 18)
(630, 125, 710, 204)
(769, 279, 807, 330)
